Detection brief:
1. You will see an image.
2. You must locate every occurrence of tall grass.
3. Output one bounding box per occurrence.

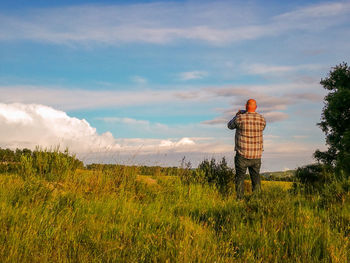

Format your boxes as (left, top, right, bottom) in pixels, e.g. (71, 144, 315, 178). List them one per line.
(0, 153, 349, 262)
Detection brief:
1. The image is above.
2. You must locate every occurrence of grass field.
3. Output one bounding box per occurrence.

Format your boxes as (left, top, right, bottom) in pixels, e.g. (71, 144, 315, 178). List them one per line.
(0, 167, 349, 262)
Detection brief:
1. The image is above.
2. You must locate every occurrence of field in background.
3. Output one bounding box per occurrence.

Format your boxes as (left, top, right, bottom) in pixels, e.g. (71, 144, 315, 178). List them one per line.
(137, 175, 293, 191)
(0, 167, 349, 262)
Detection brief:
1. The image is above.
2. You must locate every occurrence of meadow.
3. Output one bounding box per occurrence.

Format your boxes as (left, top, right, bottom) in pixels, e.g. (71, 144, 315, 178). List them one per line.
(0, 161, 349, 263)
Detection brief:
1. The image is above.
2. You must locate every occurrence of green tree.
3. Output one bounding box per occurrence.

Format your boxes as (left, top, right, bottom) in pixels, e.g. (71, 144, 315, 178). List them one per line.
(314, 62, 350, 176)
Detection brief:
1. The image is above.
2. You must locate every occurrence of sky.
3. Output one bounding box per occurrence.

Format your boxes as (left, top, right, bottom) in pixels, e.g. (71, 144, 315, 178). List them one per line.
(0, 0, 349, 171)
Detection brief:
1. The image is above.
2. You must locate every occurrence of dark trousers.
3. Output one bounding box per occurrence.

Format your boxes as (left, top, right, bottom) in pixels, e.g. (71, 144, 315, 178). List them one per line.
(235, 153, 261, 199)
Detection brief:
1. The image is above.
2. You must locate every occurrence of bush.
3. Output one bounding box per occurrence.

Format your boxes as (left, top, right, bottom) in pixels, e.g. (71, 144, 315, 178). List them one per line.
(178, 157, 196, 185)
(18, 147, 83, 181)
(318, 178, 350, 207)
(294, 163, 334, 193)
(197, 157, 234, 195)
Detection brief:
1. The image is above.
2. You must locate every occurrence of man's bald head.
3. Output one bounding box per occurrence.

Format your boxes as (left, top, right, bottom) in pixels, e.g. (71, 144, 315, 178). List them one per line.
(246, 99, 257, 112)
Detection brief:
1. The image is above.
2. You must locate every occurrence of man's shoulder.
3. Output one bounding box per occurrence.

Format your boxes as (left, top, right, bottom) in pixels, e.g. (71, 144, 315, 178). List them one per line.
(242, 112, 263, 117)
(242, 112, 265, 122)
(253, 112, 265, 120)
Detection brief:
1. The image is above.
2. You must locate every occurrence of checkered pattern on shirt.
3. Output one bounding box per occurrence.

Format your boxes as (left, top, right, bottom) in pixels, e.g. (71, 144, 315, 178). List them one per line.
(228, 112, 266, 159)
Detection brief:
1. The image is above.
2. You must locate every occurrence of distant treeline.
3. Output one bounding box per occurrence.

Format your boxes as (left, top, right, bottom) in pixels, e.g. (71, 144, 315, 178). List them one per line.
(0, 147, 84, 174)
(86, 163, 181, 177)
(87, 159, 295, 182)
(260, 171, 296, 182)
(0, 147, 294, 182)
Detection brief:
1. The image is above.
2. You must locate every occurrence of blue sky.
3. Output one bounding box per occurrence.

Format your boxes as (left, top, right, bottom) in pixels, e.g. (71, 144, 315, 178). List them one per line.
(0, 0, 349, 171)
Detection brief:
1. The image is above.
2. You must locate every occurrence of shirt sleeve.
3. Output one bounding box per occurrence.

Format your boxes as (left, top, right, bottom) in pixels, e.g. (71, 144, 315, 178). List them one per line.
(262, 117, 266, 130)
(227, 116, 238, 130)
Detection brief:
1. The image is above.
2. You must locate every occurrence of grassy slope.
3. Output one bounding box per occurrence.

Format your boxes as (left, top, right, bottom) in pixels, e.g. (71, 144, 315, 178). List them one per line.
(0, 169, 349, 262)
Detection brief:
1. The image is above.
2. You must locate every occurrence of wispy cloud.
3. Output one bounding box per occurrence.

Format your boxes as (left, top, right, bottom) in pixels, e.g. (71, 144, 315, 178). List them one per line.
(199, 85, 325, 125)
(201, 111, 288, 125)
(274, 2, 350, 21)
(0, 85, 177, 110)
(178, 71, 208, 81)
(0, 83, 322, 111)
(244, 63, 326, 75)
(100, 117, 150, 126)
(131, 76, 147, 84)
(0, 83, 324, 127)
(0, 1, 349, 45)
(263, 112, 289, 122)
(98, 116, 169, 133)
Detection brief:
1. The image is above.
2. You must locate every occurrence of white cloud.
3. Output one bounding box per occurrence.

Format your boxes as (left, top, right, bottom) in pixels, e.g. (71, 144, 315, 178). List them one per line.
(178, 71, 208, 81)
(0, 102, 326, 171)
(0, 102, 222, 156)
(0, 103, 120, 152)
(160, 137, 195, 147)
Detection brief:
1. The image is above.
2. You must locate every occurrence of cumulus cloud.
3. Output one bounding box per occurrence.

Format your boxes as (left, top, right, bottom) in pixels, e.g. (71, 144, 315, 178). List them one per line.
(0, 103, 226, 157)
(0, 102, 326, 170)
(0, 103, 120, 152)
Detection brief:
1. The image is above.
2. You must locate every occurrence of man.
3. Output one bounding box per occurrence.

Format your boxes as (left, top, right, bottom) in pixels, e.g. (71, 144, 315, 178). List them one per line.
(227, 99, 266, 199)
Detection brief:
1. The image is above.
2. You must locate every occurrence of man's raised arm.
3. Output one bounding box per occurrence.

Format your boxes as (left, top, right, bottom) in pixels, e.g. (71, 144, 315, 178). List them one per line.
(228, 110, 244, 130)
(227, 116, 237, 130)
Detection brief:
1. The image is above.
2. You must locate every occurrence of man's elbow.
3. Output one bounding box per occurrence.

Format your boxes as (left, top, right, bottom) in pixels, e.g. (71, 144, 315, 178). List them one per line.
(227, 122, 235, 130)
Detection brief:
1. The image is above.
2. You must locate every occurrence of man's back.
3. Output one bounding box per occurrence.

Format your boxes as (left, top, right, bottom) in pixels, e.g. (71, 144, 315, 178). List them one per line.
(228, 112, 266, 159)
(227, 99, 266, 199)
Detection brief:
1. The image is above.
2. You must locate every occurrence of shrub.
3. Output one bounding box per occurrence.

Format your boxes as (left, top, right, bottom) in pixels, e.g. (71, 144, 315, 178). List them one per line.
(294, 163, 334, 193)
(178, 157, 196, 185)
(18, 147, 83, 181)
(197, 157, 234, 195)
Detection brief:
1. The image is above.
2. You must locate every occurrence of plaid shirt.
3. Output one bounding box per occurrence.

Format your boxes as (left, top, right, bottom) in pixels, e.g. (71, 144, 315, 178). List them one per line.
(227, 112, 266, 159)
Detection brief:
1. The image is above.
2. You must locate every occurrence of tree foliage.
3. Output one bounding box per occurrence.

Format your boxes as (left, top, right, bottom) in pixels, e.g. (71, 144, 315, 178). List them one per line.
(314, 62, 350, 176)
